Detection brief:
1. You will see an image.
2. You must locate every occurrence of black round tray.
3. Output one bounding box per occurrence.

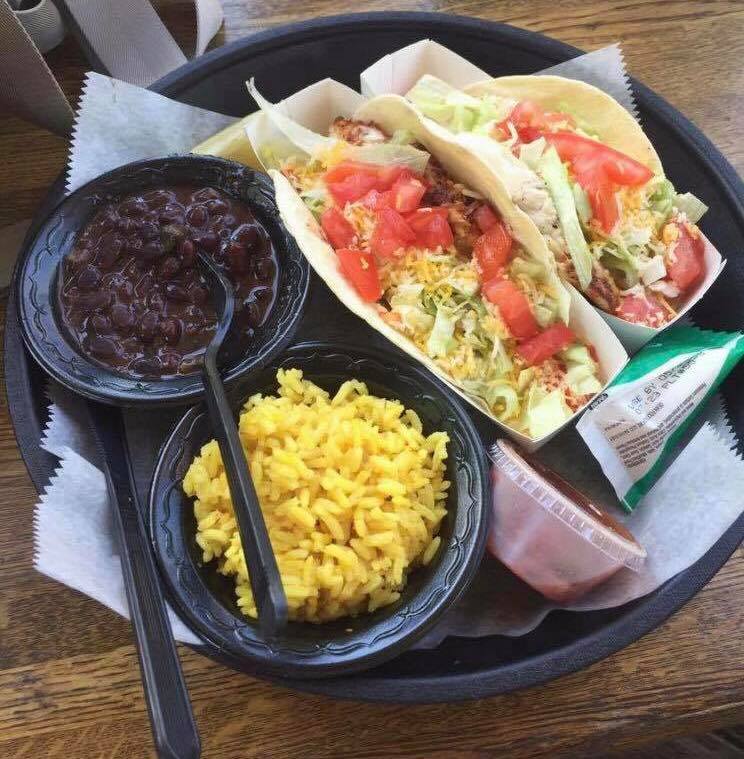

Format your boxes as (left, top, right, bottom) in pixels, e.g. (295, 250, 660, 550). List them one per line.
(6, 12, 744, 703)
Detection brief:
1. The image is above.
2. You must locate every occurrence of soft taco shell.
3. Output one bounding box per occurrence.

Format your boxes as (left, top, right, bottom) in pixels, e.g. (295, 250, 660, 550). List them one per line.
(465, 74, 663, 175)
(266, 94, 627, 445)
(355, 94, 571, 322)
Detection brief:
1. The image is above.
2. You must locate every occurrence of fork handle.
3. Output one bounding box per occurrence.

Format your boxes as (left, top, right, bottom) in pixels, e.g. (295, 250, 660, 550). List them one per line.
(88, 405, 201, 759)
(201, 361, 288, 637)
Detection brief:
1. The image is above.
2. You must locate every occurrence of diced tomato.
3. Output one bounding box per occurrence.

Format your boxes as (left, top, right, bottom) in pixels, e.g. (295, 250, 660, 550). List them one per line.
(482, 278, 539, 340)
(320, 207, 356, 249)
(582, 168, 620, 234)
(617, 294, 666, 325)
(407, 207, 454, 250)
(324, 161, 427, 206)
(324, 161, 379, 183)
(376, 164, 408, 190)
(495, 100, 575, 143)
(516, 323, 576, 366)
(370, 208, 417, 258)
(666, 223, 705, 291)
(474, 222, 513, 281)
(336, 248, 382, 302)
(326, 172, 379, 205)
(360, 189, 393, 210)
(391, 174, 427, 213)
(473, 204, 500, 233)
(543, 133, 654, 186)
(540, 132, 654, 233)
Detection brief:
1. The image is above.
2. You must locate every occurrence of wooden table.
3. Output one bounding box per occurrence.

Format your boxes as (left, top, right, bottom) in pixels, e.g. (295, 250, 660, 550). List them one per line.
(1, 2, 743, 757)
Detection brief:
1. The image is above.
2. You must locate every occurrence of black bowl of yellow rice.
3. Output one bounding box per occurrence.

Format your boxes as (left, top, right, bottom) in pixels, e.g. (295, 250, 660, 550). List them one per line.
(149, 340, 490, 678)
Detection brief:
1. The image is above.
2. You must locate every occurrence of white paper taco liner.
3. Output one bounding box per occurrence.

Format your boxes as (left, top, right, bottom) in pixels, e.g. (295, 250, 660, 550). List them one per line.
(360, 39, 489, 99)
(600, 235, 725, 353)
(245, 78, 628, 450)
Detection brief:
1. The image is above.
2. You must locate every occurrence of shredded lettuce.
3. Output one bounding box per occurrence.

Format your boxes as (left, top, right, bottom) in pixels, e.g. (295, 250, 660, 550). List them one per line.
(674, 192, 708, 224)
(509, 256, 544, 281)
(524, 386, 572, 439)
(638, 255, 667, 285)
(390, 129, 415, 145)
(596, 238, 639, 288)
(460, 379, 520, 420)
(533, 304, 556, 329)
(571, 183, 592, 226)
(649, 177, 675, 217)
(538, 147, 593, 291)
(389, 283, 424, 307)
(560, 344, 593, 366)
(426, 307, 457, 358)
(565, 364, 602, 397)
(621, 227, 652, 248)
(344, 142, 430, 174)
(518, 137, 547, 171)
(406, 74, 513, 133)
(299, 186, 328, 218)
(490, 334, 514, 376)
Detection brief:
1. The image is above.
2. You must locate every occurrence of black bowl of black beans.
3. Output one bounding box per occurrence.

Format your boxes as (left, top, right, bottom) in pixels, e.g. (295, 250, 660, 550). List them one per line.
(16, 156, 310, 405)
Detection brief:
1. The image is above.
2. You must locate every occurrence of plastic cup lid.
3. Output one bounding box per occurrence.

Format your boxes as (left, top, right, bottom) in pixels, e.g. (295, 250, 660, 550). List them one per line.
(491, 439, 647, 571)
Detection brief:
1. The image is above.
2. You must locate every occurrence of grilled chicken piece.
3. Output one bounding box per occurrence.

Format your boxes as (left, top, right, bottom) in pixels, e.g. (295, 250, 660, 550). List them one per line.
(329, 117, 388, 145)
(585, 260, 622, 313)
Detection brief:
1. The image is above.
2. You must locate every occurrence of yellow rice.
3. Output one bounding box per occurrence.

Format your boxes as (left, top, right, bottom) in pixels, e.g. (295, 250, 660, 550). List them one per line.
(182, 368, 450, 623)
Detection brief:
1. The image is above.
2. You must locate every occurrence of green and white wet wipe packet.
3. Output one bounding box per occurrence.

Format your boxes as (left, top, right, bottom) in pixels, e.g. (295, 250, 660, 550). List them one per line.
(577, 327, 744, 511)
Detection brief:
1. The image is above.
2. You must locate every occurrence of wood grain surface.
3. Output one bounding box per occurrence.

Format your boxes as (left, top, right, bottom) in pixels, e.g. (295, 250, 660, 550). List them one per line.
(1, 2, 743, 757)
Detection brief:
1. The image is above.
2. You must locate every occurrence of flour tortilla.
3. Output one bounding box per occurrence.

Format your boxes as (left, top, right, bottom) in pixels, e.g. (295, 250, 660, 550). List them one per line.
(262, 92, 627, 446)
(465, 74, 663, 175)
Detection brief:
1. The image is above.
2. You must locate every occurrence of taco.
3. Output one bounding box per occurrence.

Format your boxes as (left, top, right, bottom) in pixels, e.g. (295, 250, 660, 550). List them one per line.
(402, 73, 714, 331)
(245, 81, 626, 443)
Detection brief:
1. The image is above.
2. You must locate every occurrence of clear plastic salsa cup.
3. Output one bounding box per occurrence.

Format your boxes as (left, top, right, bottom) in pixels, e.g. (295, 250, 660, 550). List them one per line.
(488, 439, 647, 604)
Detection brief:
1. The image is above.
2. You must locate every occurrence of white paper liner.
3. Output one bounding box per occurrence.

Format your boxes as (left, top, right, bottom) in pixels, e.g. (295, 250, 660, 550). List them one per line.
(36, 383, 200, 644)
(66, 71, 237, 194)
(246, 78, 628, 451)
(28, 47, 741, 646)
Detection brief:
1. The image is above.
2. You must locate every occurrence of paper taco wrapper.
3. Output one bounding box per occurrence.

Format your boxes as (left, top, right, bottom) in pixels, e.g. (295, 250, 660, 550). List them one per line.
(360, 39, 489, 99)
(245, 78, 628, 449)
(600, 235, 725, 353)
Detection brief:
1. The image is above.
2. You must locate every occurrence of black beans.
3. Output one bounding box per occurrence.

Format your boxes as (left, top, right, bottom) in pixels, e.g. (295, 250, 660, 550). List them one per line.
(178, 239, 196, 267)
(138, 311, 160, 342)
(158, 256, 181, 280)
(111, 303, 134, 329)
(61, 184, 276, 377)
(195, 231, 219, 252)
(88, 335, 118, 358)
(77, 265, 101, 290)
(158, 204, 185, 225)
(165, 283, 190, 302)
(186, 205, 208, 227)
(233, 223, 260, 249)
(141, 241, 165, 260)
(160, 318, 182, 345)
(120, 198, 148, 217)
